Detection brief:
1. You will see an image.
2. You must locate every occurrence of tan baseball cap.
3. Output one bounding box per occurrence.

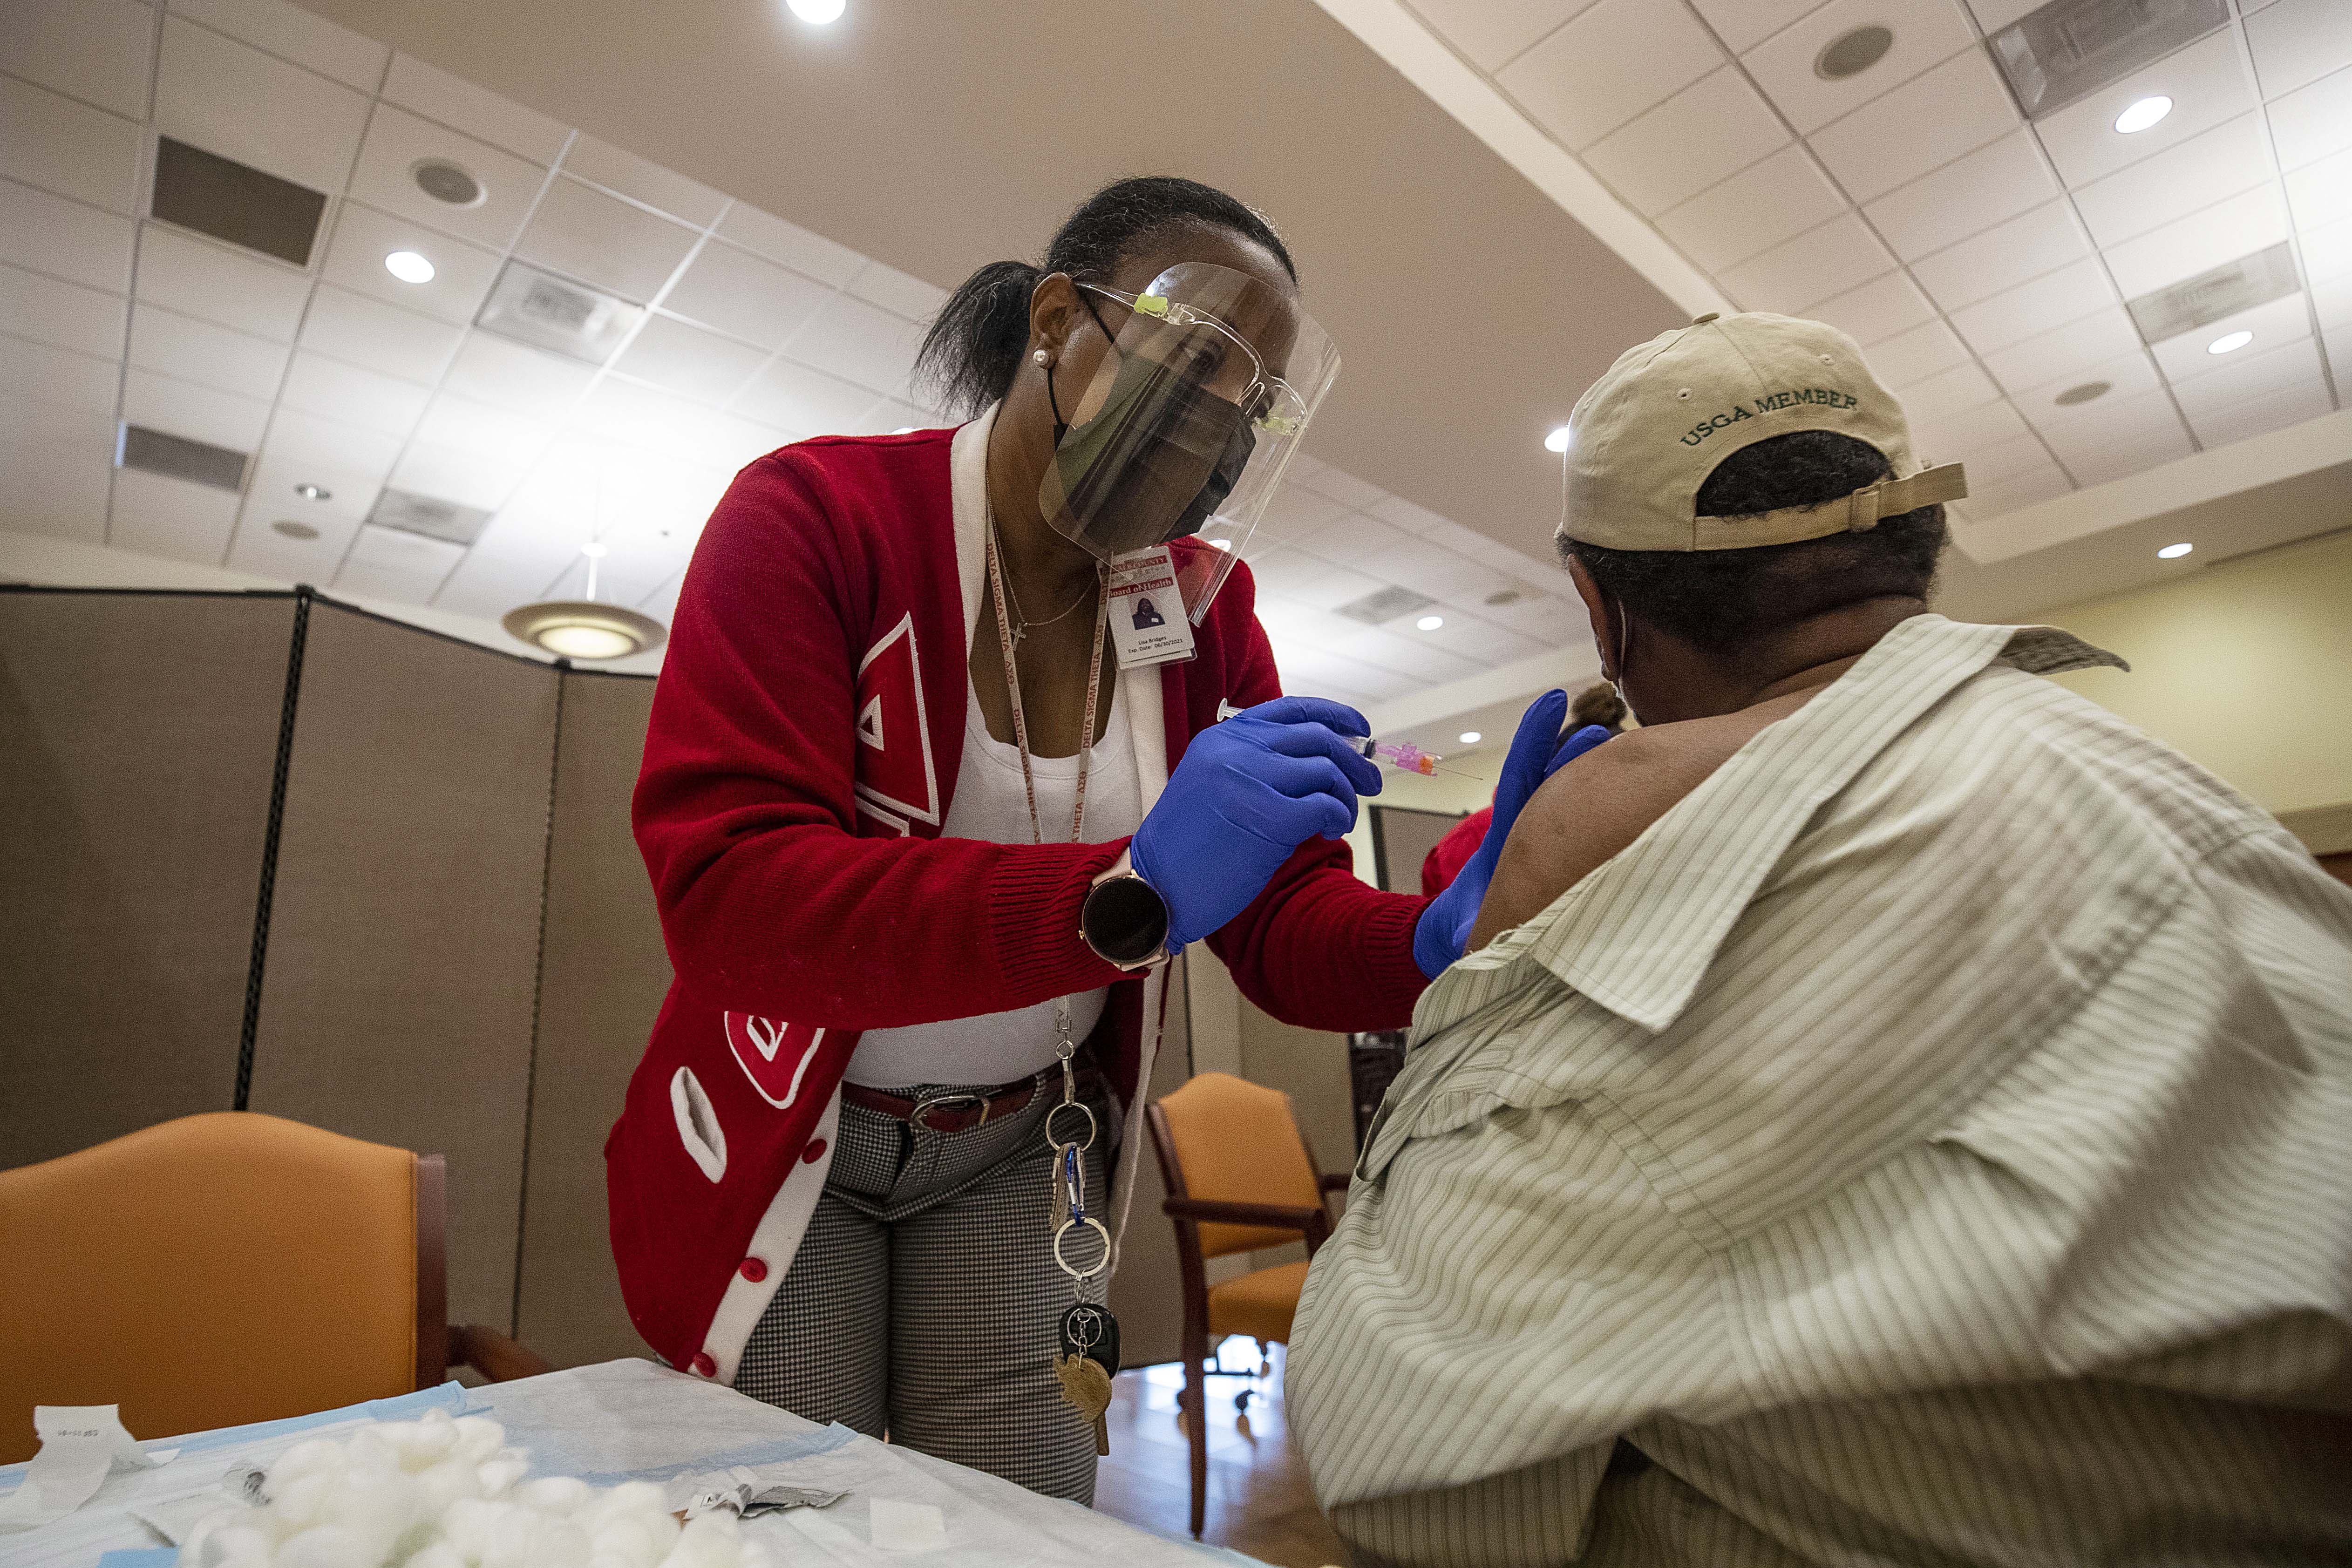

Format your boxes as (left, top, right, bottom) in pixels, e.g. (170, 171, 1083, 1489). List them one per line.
(1557, 311, 1967, 552)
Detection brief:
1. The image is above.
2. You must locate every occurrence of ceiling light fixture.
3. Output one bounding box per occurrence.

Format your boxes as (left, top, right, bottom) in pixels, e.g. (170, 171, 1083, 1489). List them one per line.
(1416, 614, 1444, 631)
(2054, 380, 2111, 406)
(384, 250, 435, 284)
(1815, 24, 1895, 80)
(2114, 95, 2172, 133)
(1543, 425, 1573, 453)
(503, 539, 666, 661)
(293, 482, 331, 501)
(1207, 537, 1233, 551)
(411, 158, 485, 208)
(787, 0, 846, 21)
(2157, 542, 2193, 559)
(1458, 731, 1482, 745)
(2207, 330, 2253, 354)
(271, 520, 319, 540)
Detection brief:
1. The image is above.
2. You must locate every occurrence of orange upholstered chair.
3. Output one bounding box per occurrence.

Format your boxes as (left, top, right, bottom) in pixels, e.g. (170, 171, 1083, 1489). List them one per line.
(0, 1112, 550, 1462)
(1145, 1072, 1349, 1538)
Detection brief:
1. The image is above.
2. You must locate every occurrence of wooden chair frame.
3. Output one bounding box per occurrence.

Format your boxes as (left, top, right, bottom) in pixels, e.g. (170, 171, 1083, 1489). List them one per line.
(1144, 1097, 1351, 1539)
(413, 1153, 554, 1387)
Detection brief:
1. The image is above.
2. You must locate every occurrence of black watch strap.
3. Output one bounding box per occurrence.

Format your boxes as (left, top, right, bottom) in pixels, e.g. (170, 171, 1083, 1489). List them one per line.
(1081, 870, 1171, 968)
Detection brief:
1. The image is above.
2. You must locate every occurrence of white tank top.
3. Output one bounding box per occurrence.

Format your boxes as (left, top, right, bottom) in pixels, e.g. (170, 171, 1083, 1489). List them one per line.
(843, 681, 1146, 1090)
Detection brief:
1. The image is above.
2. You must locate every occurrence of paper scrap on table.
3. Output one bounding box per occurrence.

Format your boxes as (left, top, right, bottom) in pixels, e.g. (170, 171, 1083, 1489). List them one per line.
(869, 1497, 947, 1552)
(0, 1406, 177, 1533)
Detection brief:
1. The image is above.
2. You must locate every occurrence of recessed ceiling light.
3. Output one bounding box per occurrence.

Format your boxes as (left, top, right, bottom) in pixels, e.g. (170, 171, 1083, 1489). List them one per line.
(271, 520, 319, 541)
(787, 0, 845, 20)
(1207, 537, 1233, 551)
(2158, 542, 2193, 559)
(1815, 24, 1894, 80)
(1415, 614, 1444, 631)
(1458, 731, 1482, 745)
(384, 250, 435, 284)
(1543, 425, 1573, 453)
(581, 540, 610, 558)
(2114, 95, 2172, 134)
(2054, 380, 2111, 406)
(410, 158, 484, 208)
(293, 482, 331, 501)
(2207, 329, 2253, 354)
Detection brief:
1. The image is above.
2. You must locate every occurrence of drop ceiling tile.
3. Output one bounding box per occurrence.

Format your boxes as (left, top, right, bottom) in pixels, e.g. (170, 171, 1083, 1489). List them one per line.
(1807, 48, 2017, 203)
(278, 349, 430, 437)
(153, 17, 368, 196)
(1405, 0, 1598, 71)
(1, 333, 121, 417)
(1233, 546, 1326, 599)
(318, 200, 502, 326)
(1497, 0, 1721, 150)
(440, 332, 595, 419)
(1583, 66, 1787, 217)
(410, 391, 552, 468)
(514, 176, 697, 304)
(2153, 292, 2313, 379)
(1256, 484, 1353, 539)
(1895, 359, 2000, 423)
(2068, 114, 2270, 253)
(1740, 0, 1976, 135)
(0, 0, 155, 121)
(1688, 0, 1833, 54)
(1285, 510, 1414, 564)
(847, 259, 947, 322)
(2324, 323, 2352, 380)
(1864, 318, 1971, 387)
(2061, 423, 2196, 488)
(1862, 130, 2059, 261)
(2032, 388, 2192, 478)
(782, 291, 926, 397)
(0, 74, 143, 214)
(122, 364, 267, 450)
(716, 203, 865, 288)
(2316, 272, 2352, 329)
(1293, 463, 1390, 510)
(1720, 212, 1895, 313)
(660, 239, 834, 349)
(2286, 144, 2352, 231)
(840, 397, 931, 437)
(635, 572, 684, 620)
(2304, 213, 2352, 282)
(1967, 463, 2073, 518)
(1912, 394, 2029, 455)
(110, 467, 238, 563)
(1272, 562, 1384, 613)
(347, 105, 548, 252)
(128, 303, 288, 401)
(2266, 65, 2352, 171)
(1806, 268, 1938, 345)
(2184, 376, 2332, 445)
(1948, 256, 2117, 355)
(1912, 201, 2091, 314)
(1654, 144, 1848, 272)
(388, 440, 528, 511)
(2170, 334, 2325, 414)
(560, 133, 724, 228)
(225, 506, 359, 582)
(2019, 352, 2164, 428)
(613, 312, 768, 405)
(2104, 185, 2291, 299)
(244, 454, 379, 525)
(1414, 611, 1547, 665)
(1963, 0, 2039, 29)
(1953, 429, 2050, 484)
(135, 224, 313, 342)
(170, 0, 387, 91)
(336, 521, 464, 604)
(299, 285, 462, 383)
(1366, 495, 1453, 536)
(0, 261, 127, 359)
(572, 376, 713, 454)
(0, 440, 112, 543)
(2244, 0, 2352, 101)
(260, 406, 402, 479)
(0, 176, 133, 293)
(2033, 32, 2255, 189)
(729, 355, 876, 435)
(1336, 625, 1482, 684)
(381, 51, 567, 165)
(1353, 535, 1513, 603)
(1981, 307, 2145, 395)
(658, 407, 795, 472)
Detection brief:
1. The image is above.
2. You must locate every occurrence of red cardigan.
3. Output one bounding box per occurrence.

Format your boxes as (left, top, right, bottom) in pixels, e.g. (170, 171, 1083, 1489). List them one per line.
(607, 421, 1430, 1381)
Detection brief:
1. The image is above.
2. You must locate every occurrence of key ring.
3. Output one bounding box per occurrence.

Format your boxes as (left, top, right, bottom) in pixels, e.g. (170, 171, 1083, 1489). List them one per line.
(1045, 1099, 1097, 1152)
(1054, 1216, 1110, 1281)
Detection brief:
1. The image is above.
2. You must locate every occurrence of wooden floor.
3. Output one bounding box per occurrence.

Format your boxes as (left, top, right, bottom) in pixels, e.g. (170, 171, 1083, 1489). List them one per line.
(1093, 1342, 1349, 1568)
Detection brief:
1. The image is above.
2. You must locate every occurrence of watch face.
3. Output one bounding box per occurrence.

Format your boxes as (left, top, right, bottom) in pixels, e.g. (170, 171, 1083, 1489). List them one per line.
(1085, 874, 1169, 965)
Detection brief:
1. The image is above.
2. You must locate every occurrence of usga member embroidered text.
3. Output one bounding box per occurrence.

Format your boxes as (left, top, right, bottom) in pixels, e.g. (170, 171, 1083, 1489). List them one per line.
(1682, 387, 1860, 447)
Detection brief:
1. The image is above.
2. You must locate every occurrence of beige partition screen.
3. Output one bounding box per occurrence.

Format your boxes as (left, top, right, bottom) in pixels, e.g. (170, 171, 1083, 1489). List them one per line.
(244, 602, 559, 1330)
(0, 590, 293, 1168)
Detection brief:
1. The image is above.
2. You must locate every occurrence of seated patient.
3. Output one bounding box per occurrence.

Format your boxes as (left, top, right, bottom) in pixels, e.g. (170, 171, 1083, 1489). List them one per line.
(1287, 312, 2352, 1566)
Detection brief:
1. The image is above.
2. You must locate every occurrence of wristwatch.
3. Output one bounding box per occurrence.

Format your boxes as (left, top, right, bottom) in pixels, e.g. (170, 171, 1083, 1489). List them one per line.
(1080, 850, 1174, 971)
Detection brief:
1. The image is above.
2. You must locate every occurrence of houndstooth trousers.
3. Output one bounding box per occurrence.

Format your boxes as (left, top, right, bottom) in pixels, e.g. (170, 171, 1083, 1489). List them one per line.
(736, 1072, 1113, 1504)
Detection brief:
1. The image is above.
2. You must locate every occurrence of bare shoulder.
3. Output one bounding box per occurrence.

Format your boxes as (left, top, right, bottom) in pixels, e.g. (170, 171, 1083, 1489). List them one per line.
(1464, 708, 1785, 953)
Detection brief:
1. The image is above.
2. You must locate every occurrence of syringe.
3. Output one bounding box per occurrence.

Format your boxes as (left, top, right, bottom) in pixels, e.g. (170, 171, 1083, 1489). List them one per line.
(1216, 702, 1476, 777)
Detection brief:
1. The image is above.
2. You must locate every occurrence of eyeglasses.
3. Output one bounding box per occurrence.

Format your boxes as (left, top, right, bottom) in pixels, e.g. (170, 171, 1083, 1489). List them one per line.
(1078, 283, 1310, 435)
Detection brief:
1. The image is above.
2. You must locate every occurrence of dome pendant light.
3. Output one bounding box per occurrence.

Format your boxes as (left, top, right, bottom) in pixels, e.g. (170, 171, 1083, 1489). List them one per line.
(503, 540, 666, 661)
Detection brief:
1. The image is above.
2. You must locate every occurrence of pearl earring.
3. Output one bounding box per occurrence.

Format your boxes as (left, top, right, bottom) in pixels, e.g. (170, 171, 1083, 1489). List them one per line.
(1032, 349, 1051, 366)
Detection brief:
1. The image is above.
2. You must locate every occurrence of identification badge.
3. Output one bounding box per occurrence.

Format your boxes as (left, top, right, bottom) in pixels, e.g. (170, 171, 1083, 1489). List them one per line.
(1103, 546, 1196, 670)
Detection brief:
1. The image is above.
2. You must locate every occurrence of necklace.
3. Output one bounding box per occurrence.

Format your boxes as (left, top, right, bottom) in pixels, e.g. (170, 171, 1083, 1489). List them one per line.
(1000, 558, 1094, 645)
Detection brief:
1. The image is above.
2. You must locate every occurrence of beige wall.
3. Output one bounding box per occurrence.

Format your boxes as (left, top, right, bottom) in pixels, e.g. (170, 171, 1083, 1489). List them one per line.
(2039, 529, 2352, 818)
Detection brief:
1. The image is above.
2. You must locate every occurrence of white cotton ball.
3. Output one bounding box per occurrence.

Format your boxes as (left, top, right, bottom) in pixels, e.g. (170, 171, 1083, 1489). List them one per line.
(413, 1453, 488, 1518)
(270, 1524, 371, 1568)
(657, 1514, 744, 1568)
(385, 1412, 460, 1468)
(268, 1473, 338, 1531)
(475, 1457, 530, 1496)
(268, 1439, 348, 1489)
(450, 1417, 507, 1465)
(186, 1520, 271, 1568)
(405, 1545, 465, 1568)
(342, 1428, 396, 1474)
(512, 1476, 592, 1516)
(520, 1520, 591, 1568)
(584, 1517, 662, 1568)
(737, 1542, 773, 1568)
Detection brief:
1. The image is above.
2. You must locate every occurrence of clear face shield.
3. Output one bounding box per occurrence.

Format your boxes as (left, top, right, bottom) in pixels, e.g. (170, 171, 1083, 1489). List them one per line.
(1038, 261, 1340, 622)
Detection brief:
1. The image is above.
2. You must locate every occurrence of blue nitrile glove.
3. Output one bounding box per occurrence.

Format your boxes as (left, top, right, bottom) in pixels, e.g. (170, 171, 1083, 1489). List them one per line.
(1412, 690, 1614, 977)
(1131, 695, 1383, 950)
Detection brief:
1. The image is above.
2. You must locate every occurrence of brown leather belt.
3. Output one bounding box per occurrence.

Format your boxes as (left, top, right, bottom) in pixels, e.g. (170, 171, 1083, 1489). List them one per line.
(842, 1063, 1101, 1134)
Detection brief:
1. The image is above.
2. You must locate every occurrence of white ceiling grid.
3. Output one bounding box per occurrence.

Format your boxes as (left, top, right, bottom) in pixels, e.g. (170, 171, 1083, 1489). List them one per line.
(0, 0, 1599, 709)
(1400, 0, 2351, 537)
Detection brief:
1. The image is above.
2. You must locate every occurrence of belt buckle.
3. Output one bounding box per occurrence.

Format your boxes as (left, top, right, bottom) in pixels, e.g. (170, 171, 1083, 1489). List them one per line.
(909, 1091, 988, 1132)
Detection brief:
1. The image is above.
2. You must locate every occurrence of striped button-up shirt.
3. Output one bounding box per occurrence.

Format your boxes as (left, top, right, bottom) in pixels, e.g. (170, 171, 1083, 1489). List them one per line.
(1291, 615, 2352, 1565)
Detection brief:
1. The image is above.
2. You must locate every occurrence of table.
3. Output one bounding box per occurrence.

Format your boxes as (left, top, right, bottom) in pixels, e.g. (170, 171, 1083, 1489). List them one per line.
(0, 1360, 1266, 1568)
